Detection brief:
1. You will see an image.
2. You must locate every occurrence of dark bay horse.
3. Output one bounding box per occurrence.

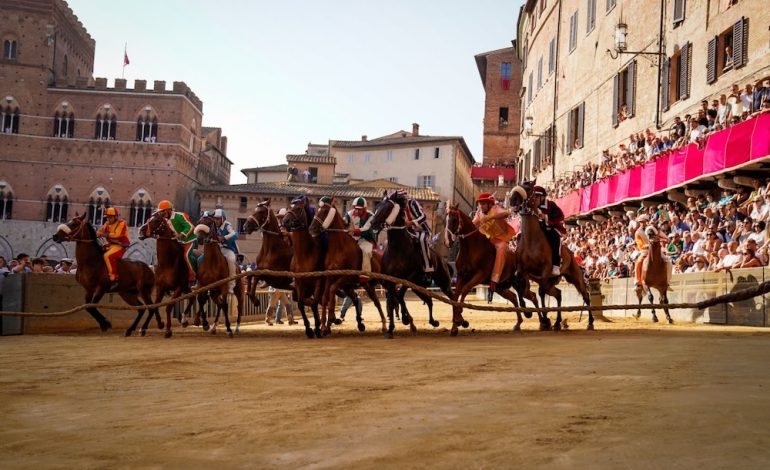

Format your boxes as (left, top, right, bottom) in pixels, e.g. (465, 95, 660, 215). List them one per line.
(53, 214, 159, 336)
(194, 215, 244, 337)
(509, 185, 593, 331)
(282, 202, 324, 338)
(445, 204, 538, 334)
(139, 211, 196, 338)
(309, 199, 387, 336)
(635, 237, 673, 324)
(369, 192, 453, 337)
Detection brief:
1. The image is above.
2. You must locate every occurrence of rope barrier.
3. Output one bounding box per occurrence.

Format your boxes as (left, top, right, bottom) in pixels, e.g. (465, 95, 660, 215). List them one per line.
(1, 269, 769, 318)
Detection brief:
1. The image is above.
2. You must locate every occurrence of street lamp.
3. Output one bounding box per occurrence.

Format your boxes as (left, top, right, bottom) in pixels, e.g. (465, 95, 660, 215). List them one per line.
(523, 115, 543, 138)
(607, 21, 664, 61)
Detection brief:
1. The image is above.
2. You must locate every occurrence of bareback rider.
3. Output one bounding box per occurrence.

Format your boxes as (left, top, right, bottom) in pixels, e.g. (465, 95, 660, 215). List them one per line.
(394, 188, 434, 275)
(472, 193, 516, 300)
(157, 200, 197, 282)
(633, 213, 668, 288)
(340, 196, 376, 282)
(213, 209, 239, 294)
(96, 207, 130, 290)
(532, 186, 566, 276)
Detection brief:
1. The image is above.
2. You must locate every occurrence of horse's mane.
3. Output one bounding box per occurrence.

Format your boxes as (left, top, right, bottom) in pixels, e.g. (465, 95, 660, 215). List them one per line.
(85, 220, 101, 249)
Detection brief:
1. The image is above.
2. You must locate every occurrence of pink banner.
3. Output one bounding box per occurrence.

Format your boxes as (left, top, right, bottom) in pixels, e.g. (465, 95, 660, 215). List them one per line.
(596, 179, 610, 207)
(667, 148, 687, 187)
(581, 185, 593, 213)
(654, 153, 670, 192)
(640, 161, 656, 195)
(751, 113, 770, 161)
(703, 127, 730, 174)
(556, 190, 581, 218)
(684, 143, 704, 181)
(615, 170, 630, 201)
(628, 166, 642, 199)
(725, 118, 753, 166)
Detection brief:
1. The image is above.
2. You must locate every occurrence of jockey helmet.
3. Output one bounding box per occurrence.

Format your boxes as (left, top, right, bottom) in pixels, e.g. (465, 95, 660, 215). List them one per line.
(533, 186, 547, 196)
(291, 195, 306, 205)
(476, 192, 495, 204)
(213, 208, 226, 219)
(104, 207, 119, 217)
(318, 196, 332, 207)
(353, 197, 366, 208)
(158, 200, 173, 211)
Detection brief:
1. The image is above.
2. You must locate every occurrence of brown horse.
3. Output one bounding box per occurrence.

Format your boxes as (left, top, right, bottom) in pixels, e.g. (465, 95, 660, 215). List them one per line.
(445, 204, 539, 334)
(282, 202, 324, 338)
(53, 214, 159, 336)
(635, 237, 674, 324)
(194, 215, 244, 337)
(509, 184, 593, 331)
(309, 199, 387, 335)
(369, 192, 453, 338)
(242, 199, 294, 316)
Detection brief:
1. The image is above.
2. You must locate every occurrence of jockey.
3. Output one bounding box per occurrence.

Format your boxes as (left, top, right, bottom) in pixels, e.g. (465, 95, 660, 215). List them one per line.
(291, 194, 315, 221)
(472, 192, 516, 300)
(96, 207, 129, 289)
(394, 188, 434, 274)
(213, 208, 239, 294)
(634, 214, 663, 288)
(340, 196, 375, 282)
(532, 186, 566, 276)
(157, 200, 197, 281)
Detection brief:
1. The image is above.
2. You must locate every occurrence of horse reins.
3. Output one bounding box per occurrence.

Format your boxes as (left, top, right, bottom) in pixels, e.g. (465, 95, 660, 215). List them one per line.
(248, 212, 282, 236)
(447, 209, 479, 241)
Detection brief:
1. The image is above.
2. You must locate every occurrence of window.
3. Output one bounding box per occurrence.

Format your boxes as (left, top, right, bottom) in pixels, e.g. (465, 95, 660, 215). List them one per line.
(1, 105, 20, 134)
(364, 153, 371, 163)
(537, 57, 543, 89)
(136, 116, 158, 143)
(606, 0, 616, 13)
(414, 148, 420, 160)
(569, 11, 578, 52)
(3, 39, 17, 60)
(500, 62, 512, 90)
(0, 181, 13, 220)
(386, 150, 393, 161)
(540, 0, 547, 13)
(565, 102, 585, 155)
(45, 186, 69, 223)
(62, 55, 68, 77)
(434, 147, 440, 159)
(418, 175, 434, 188)
(707, 18, 748, 84)
(673, 0, 685, 26)
(240, 197, 248, 209)
(308, 167, 318, 183)
(527, 72, 533, 104)
(237, 218, 247, 234)
(664, 43, 691, 109)
(88, 198, 110, 223)
(95, 113, 117, 140)
(522, 39, 528, 70)
(499, 107, 509, 127)
(612, 60, 637, 127)
(548, 38, 556, 74)
(586, 0, 596, 34)
(348, 154, 354, 163)
(128, 189, 152, 227)
(53, 111, 75, 138)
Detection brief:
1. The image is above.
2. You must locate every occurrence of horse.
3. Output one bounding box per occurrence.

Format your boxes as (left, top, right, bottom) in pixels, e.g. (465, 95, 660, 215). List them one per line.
(445, 204, 539, 334)
(308, 198, 387, 336)
(138, 211, 197, 338)
(52, 214, 160, 336)
(369, 192, 454, 337)
(242, 199, 294, 321)
(281, 202, 324, 338)
(194, 214, 244, 337)
(508, 184, 593, 331)
(634, 237, 674, 324)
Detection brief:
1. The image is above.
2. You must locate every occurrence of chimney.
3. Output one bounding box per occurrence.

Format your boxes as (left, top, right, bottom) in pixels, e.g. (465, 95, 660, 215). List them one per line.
(412, 123, 419, 136)
(361, 135, 367, 141)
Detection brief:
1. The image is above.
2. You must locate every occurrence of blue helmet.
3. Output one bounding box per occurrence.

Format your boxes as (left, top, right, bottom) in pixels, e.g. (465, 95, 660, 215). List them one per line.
(291, 195, 306, 205)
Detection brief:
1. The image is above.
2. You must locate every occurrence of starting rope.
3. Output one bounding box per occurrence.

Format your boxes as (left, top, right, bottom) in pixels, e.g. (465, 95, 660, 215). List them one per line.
(1, 269, 769, 318)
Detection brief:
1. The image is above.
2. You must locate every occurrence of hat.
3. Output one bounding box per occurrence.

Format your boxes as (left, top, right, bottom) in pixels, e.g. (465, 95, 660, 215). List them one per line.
(291, 195, 306, 205)
(318, 196, 332, 207)
(158, 200, 173, 211)
(533, 186, 546, 196)
(60, 258, 74, 264)
(213, 208, 226, 218)
(104, 207, 119, 217)
(353, 197, 367, 208)
(476, 192, 495, 203)
(637, 214, 650, 222)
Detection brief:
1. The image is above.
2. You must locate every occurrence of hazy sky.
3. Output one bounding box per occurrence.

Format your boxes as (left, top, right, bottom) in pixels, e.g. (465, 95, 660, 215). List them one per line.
(68, 0, 523, 183)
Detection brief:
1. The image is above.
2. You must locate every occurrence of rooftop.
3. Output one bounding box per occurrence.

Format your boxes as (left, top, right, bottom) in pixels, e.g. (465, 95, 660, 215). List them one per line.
(286, 154, 336, 164)
(331, 134, 476, 165)
(241, 164, 289, 175)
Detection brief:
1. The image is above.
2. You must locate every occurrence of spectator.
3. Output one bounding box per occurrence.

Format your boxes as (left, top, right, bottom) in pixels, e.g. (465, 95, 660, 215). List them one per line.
(31, 258, 46, 273)
(55, 258, 76, 274)
(12, 253, 31, 273)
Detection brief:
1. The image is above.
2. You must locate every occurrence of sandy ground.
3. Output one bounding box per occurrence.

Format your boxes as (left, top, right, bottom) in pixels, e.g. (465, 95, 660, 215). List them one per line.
(2, 300, 770, 469)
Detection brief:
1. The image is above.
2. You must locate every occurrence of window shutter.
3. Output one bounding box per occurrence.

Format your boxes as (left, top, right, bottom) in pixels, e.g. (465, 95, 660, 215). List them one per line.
(706, 36, 717, 84)
(673, 0, 685, 24)
(577, 103, 585, 149)
(627, 60, 637, 118)
(680, 42, 690, 99)
(612, 72, 620, 127)
(733, 17, 746, 70)
(662, 57, 670, 111)
(549, 38, 555, 73)
(566, 117, 573, 155)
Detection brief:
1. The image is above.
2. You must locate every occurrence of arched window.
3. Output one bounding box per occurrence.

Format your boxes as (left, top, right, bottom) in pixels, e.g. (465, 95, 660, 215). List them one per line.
(45, 185, 69, 222)
(136, 107, 159, 143)
(128, 189, 152, 227)
(62, 54, 68, 77)
(53, 109, 75, 138)
(94, 105, 117, 140)
(87, 186, 111, 223)
(0, 181, 13, 220)
(3, 39, 17, 60)
(1, 102, 20, 134)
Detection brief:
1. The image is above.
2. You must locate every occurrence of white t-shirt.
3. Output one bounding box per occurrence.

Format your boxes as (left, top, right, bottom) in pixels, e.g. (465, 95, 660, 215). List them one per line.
(748, 231, 766, 247)
(721, 252, 742, 268)
(692, 239, 707, 256)
(741, 92, 753, 113)
(689, 126, 706, 143)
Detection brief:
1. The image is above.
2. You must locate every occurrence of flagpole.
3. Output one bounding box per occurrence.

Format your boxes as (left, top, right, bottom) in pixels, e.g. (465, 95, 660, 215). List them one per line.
(122, 43, 127, 79)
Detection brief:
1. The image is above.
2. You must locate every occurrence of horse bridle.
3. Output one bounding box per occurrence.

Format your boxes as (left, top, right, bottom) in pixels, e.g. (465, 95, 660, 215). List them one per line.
(446, 208, 479, 241)
(311, 207, 348, 233)
(141, 212, 177, 240)
(281, 206, 308, 232)
(377, 198, 411, 232)
(59, 217, 90, 243)
(247, 209, 282, 236)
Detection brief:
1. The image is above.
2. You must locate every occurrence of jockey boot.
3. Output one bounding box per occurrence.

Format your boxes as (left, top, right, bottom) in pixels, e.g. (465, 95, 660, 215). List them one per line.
(487, 282, 497, 303)
(109, 280, 120, 292)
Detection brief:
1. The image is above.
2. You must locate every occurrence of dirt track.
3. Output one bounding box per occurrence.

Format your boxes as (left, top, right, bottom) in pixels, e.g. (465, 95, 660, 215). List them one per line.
(2, 301, 770, 469)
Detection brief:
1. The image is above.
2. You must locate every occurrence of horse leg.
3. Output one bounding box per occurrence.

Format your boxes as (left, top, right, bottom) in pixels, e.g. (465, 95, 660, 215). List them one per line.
(661, 291, 673, 324)
(181, 290, 194, 328)
(310, 302, 322, 339)
(234, 289, 243, 334)
(634, 287, 643, 319)
(122, 291, 146, 337)
(384, 283, 397, 339)
(223, 293, 233, 338)
(497, 289, 523, 332)
(451, 273, 484, 336)
(196, 293, 210, 331)
(85, 289, 112, 332)
(395, 285, 407, 320)
(296, 300, 314, 339)
(210, 292, 224, 335)
(414, 289, 439, 328)
(538, 285, 551, 331)
(649, 289, 658, 323)
(545, 284, 563, 332)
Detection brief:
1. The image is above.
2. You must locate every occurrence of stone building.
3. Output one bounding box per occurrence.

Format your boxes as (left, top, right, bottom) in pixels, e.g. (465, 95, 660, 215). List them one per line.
(472, 45, 522, 199)
(516, 0, 770, 186)
(0, 0, 230, 262)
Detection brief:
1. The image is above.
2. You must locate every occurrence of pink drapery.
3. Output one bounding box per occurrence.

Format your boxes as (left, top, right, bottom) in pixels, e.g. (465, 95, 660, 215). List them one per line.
(555, 115, 770, 219)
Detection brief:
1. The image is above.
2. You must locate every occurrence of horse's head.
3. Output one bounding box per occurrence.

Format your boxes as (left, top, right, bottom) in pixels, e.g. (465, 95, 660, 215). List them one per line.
(53, 213, 91, 243)
(282, 202, 308, 232)
(194, 213, 217, 244)
(445, 203, 463, 242)
(508, 181, 536, 214)
(138, 211, 174, 240)
(370, 190, 405, 231)
(309, 197, 342, 237)
(243, 199, 272, 234)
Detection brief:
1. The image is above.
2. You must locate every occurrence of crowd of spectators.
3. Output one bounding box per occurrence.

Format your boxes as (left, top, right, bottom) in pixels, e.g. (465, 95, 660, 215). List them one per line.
(562, 177, 770, 281)
(548, 79, 770, 198)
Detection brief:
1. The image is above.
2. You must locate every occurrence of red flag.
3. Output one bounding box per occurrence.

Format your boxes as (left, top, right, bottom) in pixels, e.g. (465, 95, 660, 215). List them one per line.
(123, 50, 130, 66)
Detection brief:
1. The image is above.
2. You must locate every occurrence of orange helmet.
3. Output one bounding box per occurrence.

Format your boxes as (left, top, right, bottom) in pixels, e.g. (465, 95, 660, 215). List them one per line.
(158, 200, 173, 211)
(104, 207, 119, 217)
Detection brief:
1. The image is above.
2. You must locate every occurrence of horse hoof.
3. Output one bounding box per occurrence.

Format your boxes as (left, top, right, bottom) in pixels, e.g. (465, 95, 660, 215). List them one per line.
(384, 331, 394, 339)
(210, 328, 217, 335)
(461, 320, 469, 329)
(450, 327, 459, 337)
(401, 316, 410, 326)
(139, 329, 147, 337)
(633, 312, 641, 319)
(668, 318, 674, 325)
(202, 324, 210, 332)
(100, 321, 112, 332)
(553, 323, 562, 332)
(333, 318, 343, 325)
(357, 323, 366, 332)
(430, 320, 440, 328)
(228, 331, 233, 338)
(652, 316, 659, 323)
(234, 327, 240, 334)
(409, 324, 417, 334)
(124, 329, 133, 337)
(513, 325, 521, 332)
(157, 321, 165, 330)
(305, 329, 315, 339)
(181, 320, 189, 328)
(587, 323, 595, 331)
(164, 330, 173, 339)
(314, 329, 322, 338)
(524, 312, 533, 319)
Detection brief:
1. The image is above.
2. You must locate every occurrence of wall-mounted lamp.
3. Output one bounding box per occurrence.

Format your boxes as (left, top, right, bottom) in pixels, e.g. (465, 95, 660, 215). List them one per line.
(523, 115, 544, 139)
(607, 21, 664, 62)
(103, 104, 111, 111)
(61, 101, 69, 109)
(5, 96, 13, 105)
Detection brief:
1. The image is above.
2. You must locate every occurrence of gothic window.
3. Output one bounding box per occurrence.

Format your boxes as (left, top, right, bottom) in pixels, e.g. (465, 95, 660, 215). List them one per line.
(53, 110, 75, 138)
(45, 185, 69, 222)
(3, 39, 17, 60)
(136, 107, 159, 143)
(0, 181, 13, 220)
(87, 186, 111, 223)
(95, 106, 117, 140)
(1, 103, 20, 134)
(128, 189, 152, 227)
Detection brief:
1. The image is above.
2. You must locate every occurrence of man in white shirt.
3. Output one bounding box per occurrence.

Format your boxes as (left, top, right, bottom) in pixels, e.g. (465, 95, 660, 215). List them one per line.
(689, 120, 707, 143)
(741, 83, 754, 114)
(715, 241, 742, 271)
(750, 197, 769, 222)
